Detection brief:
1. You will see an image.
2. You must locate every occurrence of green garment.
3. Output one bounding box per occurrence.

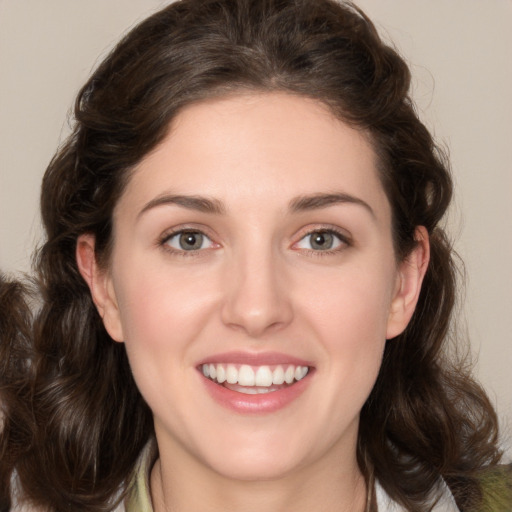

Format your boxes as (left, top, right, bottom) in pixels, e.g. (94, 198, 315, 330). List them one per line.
(124, 443, 154, 512)
(475, 463, 512, 512)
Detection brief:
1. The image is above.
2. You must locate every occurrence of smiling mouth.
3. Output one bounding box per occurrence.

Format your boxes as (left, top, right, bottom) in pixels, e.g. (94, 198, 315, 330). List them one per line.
(201, 363, 310, 395)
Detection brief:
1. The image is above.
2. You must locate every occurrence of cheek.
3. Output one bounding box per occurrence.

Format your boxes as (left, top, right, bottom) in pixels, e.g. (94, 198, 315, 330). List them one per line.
(111, 267, 212, 416)
(113, 257, 216, 343)
(299, 257, 397, 341)
(315, 279, 390, 380)
(110, 258, 226, 407)
(298, 259, 396, 390)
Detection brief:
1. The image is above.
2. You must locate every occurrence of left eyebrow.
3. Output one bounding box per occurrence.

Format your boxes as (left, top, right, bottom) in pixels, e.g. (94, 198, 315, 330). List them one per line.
(289, 192, 375, 218)
(137, 194, 226, 218)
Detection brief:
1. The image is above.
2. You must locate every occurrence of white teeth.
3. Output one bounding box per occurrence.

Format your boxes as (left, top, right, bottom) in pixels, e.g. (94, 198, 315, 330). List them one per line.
(238, 365, 255, 386)
(255, 366, 273, 387)
(226, 364, 238, 384)
(284, 366, 295, 384)
(241, 386, 273, 395)
(216, 364, 226, 383)
(295, 366, 308, 381)
(202, 363, 309, 388)
(240, 386, 259, 395)
(272, 366, 285, 385)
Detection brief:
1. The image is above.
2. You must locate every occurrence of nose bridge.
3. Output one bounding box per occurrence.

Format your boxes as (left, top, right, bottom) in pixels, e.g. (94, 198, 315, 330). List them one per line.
(221, 235, 293, 337)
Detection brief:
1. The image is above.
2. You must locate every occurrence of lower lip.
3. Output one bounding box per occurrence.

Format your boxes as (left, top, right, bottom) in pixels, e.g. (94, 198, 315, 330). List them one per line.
(201, 372, 312, 414)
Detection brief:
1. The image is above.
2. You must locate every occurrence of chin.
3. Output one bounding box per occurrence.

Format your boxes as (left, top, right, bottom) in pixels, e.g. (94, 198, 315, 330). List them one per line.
(206, 455, 302, 482)
(194, 430, 316, 482)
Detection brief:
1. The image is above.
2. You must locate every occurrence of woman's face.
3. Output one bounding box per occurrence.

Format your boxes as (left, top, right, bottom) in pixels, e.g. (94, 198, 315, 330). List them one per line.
(81, 92, 425, 482)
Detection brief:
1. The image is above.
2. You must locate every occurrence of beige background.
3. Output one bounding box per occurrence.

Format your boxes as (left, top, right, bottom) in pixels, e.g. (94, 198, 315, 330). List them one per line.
(0, 1, 511, 458)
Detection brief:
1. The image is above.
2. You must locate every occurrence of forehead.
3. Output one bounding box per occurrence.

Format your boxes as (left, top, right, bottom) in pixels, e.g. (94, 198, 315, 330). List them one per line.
(117, 92, 390, 221)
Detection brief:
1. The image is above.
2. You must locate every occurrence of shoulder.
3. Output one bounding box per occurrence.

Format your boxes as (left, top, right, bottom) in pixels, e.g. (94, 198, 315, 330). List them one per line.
(376, 465, 512, 512)
(8, 444, 157, 512)
(474, 463, 512, 512)
(375, 479, 459, 511)
(123, 441, 157, 512)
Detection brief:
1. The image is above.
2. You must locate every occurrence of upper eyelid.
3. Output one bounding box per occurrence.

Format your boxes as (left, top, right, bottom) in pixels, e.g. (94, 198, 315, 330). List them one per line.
(161, 229, 212, 243)
(299, 231, 348, 246)
(166, 230, 213, 247)
(159, 224, 216, 242)
(157, 223, 352, 248)
(157, 228, 216, 256)
(293, 225, 352, 243)
(289, 227, 353, 256)
(159, 228, 219, 256)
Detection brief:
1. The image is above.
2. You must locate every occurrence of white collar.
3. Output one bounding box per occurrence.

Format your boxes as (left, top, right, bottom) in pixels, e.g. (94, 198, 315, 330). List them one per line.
(375, 479, 459, 511)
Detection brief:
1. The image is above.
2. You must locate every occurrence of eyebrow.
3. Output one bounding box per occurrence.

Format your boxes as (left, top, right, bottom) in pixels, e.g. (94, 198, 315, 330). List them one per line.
(289, 192, 375, 218)
(138, 191, 374, 218)
(138, 194, 226, 218)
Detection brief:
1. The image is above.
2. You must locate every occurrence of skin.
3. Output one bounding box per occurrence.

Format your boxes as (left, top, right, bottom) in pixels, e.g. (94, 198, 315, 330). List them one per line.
(77, 92, 429, 512)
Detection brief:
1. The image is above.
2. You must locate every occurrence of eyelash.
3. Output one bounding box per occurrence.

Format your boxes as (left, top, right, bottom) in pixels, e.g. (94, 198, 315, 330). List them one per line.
(293, 227, 351, 257)
(158, 227, 217, 258)
(158, 226, 351, 257)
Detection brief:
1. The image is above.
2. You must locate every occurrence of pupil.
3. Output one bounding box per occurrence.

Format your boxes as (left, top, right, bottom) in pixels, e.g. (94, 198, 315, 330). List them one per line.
(179, 232, 202, 250)
(311, 232, 332, 250)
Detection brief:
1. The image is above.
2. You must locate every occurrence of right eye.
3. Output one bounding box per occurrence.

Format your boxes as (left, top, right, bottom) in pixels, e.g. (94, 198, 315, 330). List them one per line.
(293, 228, 349, 254)
(163, 230, 215, 252)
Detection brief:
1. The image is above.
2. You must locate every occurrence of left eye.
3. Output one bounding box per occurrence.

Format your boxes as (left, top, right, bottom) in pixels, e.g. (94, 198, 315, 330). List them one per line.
(295, 230, 345, 251)
(164, 230, 214, 251)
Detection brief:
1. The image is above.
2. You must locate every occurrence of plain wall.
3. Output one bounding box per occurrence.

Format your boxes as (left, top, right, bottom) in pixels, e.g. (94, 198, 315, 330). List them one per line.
(0, 0, 511, 458)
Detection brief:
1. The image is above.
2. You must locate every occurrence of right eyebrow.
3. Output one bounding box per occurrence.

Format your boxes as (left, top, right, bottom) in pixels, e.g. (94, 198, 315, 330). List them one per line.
(137, 194, 226, 219)
(289, 192, 375, 219)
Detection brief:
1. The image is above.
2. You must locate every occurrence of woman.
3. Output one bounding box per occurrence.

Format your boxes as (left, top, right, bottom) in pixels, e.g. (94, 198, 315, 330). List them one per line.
(0, 0, 508, 510)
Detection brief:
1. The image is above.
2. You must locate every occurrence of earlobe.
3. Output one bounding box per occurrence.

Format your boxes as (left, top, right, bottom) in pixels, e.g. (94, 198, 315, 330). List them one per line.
(76, 234, 124, 342)
(386, 226, 430, 340)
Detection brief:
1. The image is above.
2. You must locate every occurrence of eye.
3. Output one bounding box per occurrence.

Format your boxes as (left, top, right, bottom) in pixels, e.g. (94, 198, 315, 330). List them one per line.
(295, 229, 347, 251)
(163, 230, 215, 252)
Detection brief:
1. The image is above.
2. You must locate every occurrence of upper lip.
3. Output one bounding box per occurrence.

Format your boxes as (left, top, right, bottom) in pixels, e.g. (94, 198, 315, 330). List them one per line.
(197, 351, 313, 367)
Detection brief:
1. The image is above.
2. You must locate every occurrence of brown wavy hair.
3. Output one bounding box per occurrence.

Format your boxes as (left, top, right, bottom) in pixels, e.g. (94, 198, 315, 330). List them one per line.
(1, 0, 502, 510)
(0, 275, 34, 511)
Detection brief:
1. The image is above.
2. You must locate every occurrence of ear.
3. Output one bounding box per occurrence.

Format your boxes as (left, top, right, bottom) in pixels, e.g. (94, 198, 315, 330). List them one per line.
(386, 226, 430, 340)
(76, 234, 124, 342)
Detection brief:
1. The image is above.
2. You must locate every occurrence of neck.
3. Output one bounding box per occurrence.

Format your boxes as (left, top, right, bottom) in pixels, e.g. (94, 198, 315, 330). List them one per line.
(150, 447, 368, 512)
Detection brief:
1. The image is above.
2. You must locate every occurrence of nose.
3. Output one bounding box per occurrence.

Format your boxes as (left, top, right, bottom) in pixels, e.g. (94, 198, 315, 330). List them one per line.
(220, 248, 294, 338)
